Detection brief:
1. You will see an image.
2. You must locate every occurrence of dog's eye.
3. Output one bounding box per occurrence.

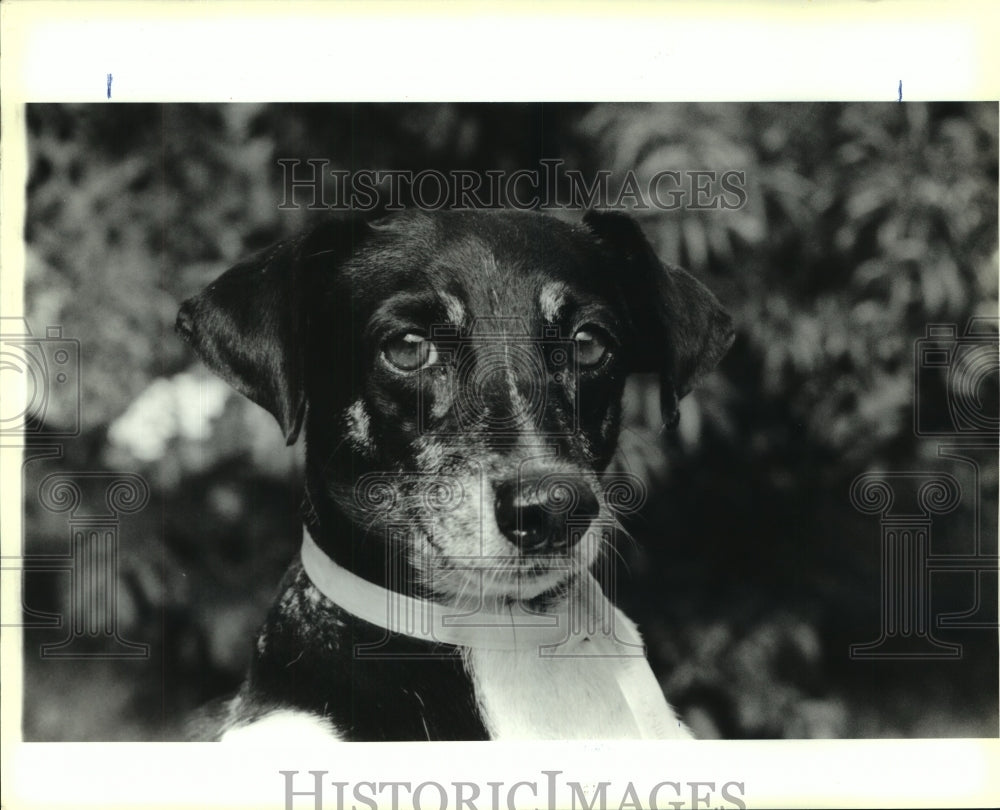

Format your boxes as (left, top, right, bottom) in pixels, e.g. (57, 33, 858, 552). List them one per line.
(573, 326, 611, 368)
(382, 333, 439, 372)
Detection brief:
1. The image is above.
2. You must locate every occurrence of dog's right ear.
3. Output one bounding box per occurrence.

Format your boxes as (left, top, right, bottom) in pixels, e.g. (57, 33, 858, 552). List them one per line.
(584, 210, 735, 429)
(175, 217, 365, 445)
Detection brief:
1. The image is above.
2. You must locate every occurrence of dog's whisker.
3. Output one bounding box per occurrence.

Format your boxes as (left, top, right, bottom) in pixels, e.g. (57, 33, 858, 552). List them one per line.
(603, 537, 631, 574)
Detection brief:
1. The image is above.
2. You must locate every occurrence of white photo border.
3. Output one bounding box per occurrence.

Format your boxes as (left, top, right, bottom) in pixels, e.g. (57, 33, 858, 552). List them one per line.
(2, 2, 998, 809)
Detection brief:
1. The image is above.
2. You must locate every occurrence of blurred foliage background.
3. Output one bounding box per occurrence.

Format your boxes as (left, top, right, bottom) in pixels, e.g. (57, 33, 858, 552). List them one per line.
(20, 102, 998, 740)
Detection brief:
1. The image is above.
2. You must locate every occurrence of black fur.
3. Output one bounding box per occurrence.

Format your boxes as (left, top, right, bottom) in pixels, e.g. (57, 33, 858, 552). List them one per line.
(237, 563, 489, 741)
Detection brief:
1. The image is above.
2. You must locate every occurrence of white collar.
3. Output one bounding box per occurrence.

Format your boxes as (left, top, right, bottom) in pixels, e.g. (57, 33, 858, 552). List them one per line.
(298, 526, 689, 739)
(300, 527, 607, 651)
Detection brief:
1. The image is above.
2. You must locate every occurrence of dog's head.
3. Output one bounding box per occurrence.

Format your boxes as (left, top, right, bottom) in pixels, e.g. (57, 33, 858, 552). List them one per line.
(177, 210, 733, 603)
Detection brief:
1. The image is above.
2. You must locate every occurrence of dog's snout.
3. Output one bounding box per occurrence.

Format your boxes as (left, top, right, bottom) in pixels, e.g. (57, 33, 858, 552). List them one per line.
(494, 476, 600, 554)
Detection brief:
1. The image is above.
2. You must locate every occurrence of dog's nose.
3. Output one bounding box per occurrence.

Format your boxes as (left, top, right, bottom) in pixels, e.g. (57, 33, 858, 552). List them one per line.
(494, 476, 600, 554)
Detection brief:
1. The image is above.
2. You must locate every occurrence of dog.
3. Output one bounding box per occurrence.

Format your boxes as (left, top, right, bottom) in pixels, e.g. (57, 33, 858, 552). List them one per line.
(176, 208, 734, 741)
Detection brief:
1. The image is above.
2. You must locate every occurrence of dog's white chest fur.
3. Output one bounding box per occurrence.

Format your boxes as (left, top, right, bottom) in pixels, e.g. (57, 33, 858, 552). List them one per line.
(465, 610, 691, 740)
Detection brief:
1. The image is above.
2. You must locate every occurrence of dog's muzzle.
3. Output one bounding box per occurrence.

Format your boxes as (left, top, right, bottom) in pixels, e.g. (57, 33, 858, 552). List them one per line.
(493, 475, 600, 554)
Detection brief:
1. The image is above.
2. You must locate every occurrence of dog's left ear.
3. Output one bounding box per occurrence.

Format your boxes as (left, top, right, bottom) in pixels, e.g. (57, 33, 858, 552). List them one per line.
(175, 217, 364, 445)
(584, 210, 735, 428)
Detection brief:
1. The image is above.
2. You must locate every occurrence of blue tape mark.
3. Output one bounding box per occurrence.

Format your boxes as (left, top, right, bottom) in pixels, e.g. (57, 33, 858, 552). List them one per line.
(898, 80, 902, 102)
(107, 73, 113, 99)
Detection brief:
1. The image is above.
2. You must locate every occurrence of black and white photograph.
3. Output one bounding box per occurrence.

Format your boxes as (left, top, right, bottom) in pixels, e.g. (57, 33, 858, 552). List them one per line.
(1, 3, 998, 809)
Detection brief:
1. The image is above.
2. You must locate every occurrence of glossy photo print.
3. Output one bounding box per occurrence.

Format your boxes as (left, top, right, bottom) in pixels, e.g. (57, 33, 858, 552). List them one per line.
(11, 101, 998, 745)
